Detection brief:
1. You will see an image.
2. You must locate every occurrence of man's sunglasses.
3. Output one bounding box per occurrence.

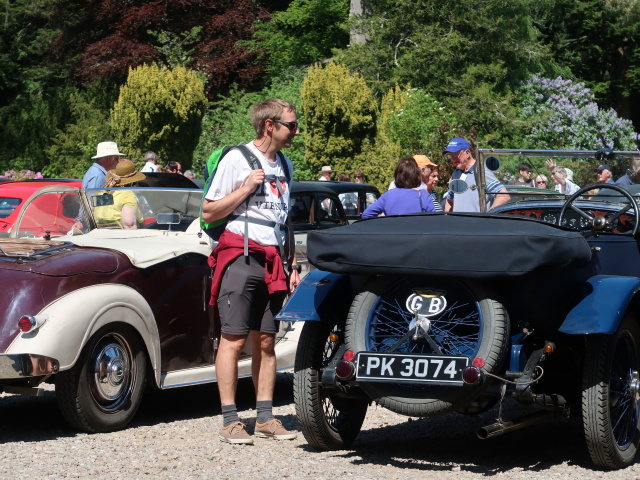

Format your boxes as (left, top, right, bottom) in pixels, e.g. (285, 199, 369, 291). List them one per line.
(274, 120, 299, 131)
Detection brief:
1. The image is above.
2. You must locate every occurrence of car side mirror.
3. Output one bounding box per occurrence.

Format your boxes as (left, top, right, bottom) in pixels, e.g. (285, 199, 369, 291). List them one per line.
(92, 193, 114, 207)
(485, 156, 500, 171)
(449, 179, 469, 194)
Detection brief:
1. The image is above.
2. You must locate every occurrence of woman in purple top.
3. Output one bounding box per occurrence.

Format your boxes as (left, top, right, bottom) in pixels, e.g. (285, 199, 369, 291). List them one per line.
(362, 156, 435, 218)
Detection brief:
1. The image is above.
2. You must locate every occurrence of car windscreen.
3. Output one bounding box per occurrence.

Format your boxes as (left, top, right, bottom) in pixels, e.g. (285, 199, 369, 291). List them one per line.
(290, 193, 312, 226)
(475, 149, 640, 211)
(85, 188, 203, 231)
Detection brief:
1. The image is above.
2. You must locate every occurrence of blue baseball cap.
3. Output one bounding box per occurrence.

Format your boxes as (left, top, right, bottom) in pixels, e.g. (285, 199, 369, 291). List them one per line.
(443, 137, 471, 154)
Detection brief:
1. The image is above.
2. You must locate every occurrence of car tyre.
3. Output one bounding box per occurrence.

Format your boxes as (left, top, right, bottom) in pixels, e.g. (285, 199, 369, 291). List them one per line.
(56, 324, 147, 433)
(346, 276, 509, 417)
(294, 319, 368, 450)
(582, 317, 640, 469)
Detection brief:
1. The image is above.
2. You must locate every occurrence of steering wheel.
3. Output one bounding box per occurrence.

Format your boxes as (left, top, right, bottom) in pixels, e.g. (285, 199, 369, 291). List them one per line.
(558, 183, 640, 236)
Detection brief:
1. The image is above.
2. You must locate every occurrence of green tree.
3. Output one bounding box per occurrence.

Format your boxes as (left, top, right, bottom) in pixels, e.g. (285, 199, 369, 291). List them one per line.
(111, 64, 207, 170)
(44, 87, 112, 179)
(381, 84, 458, 157)
(369, 84, 459, 189)
(249, 0, 349, 77)
(338, 0, 558, 97)
(336, 0, 562, 144)
(193, 67, 309, 180)
(301, 62, 377, 182)
(0, 0, 75, 172)
(0, 85, 76, 173)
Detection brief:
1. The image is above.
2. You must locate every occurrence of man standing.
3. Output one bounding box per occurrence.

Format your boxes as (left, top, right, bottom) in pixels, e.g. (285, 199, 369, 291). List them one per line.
(202, 98, 300, 445)
(443, 137, 510, 212)
(545, 159, 581, 194)
(318, 166, 332, 181)
(141, 151, 160, 172)
(595, 164, 615, 184)
(82, 141, 124, 189)
(511, 163, 535, 187)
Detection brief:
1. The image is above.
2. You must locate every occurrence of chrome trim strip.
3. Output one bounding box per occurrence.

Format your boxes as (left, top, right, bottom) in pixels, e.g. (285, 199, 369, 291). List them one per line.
(0, 354, 60, 379)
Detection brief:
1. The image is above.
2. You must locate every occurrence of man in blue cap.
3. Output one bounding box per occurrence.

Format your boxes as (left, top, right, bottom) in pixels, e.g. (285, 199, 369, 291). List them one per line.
(595, 164, 615, 184)
(443, 137, 510, 212)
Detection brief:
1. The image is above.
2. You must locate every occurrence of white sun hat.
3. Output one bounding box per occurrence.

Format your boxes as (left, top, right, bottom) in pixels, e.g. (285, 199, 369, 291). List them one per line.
(92, 141, 125, 159)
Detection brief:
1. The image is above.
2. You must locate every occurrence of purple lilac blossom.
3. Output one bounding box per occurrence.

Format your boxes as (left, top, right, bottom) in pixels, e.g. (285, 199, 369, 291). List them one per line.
(519, 75, 639, 150)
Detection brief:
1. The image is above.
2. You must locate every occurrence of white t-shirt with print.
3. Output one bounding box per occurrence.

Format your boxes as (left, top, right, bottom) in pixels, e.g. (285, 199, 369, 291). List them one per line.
(204, 141, 292, 247)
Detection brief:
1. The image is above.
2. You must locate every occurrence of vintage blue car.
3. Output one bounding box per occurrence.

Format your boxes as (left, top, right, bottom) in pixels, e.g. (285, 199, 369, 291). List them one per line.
(277, 148, 640, 470)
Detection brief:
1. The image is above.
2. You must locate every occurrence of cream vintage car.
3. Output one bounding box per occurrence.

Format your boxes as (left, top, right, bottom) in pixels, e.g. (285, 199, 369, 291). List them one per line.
(0, 185, 300, 432)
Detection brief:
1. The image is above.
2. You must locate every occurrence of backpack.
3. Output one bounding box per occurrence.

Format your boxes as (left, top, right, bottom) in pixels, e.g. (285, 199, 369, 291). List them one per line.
(199, 145, 292, 251)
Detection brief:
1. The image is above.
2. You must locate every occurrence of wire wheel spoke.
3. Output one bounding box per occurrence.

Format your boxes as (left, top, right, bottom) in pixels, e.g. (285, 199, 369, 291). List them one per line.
(368, 288, 481, 357)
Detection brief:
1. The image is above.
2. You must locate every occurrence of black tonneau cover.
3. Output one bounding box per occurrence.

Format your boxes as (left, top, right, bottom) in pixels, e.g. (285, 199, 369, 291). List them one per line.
(307, 213, 592, 278)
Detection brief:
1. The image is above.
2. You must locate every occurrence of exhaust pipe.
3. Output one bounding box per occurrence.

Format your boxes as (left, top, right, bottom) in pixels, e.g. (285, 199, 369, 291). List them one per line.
(477, 410, 558, 439)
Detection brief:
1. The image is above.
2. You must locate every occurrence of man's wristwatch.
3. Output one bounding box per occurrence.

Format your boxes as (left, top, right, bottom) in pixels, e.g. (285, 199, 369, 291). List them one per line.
(288, 264, 302, 273)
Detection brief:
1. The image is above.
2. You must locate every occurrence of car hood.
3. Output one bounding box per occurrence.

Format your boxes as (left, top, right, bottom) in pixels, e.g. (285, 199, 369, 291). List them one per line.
(0, 239, 119, 276)
(0, 240, 121, 353)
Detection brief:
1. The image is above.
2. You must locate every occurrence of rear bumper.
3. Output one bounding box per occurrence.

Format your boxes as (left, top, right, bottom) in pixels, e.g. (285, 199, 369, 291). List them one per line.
(0, 353, 60, 379)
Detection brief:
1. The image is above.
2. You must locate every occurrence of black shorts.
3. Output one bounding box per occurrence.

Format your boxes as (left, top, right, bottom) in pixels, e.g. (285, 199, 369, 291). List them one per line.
(217, 254, 286, 335)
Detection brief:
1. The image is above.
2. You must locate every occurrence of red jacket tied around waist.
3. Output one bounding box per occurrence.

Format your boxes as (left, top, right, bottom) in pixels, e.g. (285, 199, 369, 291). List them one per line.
(208, 230, 288, 305)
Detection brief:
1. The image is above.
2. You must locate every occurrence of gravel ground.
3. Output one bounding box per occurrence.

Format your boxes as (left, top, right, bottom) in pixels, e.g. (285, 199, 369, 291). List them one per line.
(2, 371, 640, 480)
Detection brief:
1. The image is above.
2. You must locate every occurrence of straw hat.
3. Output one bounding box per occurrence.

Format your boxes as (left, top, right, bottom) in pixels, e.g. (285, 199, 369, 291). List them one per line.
(104, 161, 146, 187)
(92, 141, 125, 159)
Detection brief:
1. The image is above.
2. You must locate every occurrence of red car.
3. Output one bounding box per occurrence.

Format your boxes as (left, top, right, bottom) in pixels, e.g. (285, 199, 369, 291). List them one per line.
(0, 180, 82, 236)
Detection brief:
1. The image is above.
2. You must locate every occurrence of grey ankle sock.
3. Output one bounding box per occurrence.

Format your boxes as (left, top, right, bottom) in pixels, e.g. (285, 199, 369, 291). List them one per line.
(256, 400, 273, 424)
(221, 404, 240, 427)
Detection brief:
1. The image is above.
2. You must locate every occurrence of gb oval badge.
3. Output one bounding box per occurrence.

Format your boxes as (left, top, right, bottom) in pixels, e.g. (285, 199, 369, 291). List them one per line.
(405, 288, 447, 317)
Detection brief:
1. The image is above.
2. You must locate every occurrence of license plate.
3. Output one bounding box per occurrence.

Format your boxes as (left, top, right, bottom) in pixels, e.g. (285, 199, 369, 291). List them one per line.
(356, 352, 469, 385)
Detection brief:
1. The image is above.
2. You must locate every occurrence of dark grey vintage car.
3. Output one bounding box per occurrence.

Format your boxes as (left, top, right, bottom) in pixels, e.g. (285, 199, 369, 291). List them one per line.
(290, 181, 349, 276)
(278, 148, 640, 470)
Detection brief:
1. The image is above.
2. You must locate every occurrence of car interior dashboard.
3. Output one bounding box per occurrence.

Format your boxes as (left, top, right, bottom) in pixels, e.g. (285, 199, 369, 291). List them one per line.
(500, 205, 635, 233)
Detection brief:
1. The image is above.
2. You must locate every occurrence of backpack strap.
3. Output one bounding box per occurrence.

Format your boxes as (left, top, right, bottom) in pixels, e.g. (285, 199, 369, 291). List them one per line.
(234, 146, 291, 259)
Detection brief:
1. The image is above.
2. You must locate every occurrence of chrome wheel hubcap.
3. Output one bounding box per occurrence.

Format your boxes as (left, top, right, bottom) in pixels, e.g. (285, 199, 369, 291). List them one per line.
(91, 334, 133, 412)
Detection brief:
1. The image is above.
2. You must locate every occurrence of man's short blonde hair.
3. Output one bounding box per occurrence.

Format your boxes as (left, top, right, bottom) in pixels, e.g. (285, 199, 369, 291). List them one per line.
(250, 98, 297, 137)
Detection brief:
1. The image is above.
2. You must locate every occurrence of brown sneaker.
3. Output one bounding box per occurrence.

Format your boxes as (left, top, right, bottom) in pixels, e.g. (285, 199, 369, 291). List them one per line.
(219, 421, 254, 444)
(254, 418, 297, 440)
